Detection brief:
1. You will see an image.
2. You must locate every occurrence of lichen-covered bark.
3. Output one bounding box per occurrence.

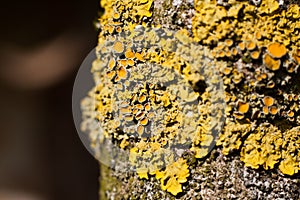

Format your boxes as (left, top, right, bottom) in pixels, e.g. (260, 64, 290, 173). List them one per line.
(100, 148, 300, 199)
(80, 0, 300, 199)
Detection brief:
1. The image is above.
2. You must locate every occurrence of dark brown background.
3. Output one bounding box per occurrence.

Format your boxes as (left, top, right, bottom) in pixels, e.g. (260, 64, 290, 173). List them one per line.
(0, 1, 100, 199)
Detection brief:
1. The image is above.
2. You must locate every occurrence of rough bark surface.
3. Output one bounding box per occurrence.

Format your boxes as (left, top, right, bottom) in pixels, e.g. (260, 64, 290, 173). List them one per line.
(83, 0, 300, 199)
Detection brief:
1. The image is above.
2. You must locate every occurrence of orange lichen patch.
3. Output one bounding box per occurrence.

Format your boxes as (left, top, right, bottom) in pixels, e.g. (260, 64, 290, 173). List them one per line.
(267, 42, 287, 58)
(125, 48, 135, 59)
(138, 95, 147, 103)
(135, 103, 144, 110)
(238, 101, 250, 113)
(238, 42, 245, 51)
(225, 94, 231, 102)
(255, 31, 262, 40)
(118, 59, 128, 67)
(132, 108, 138, 115)
(231, 47, 238, 56)
(216, 44, 224, 51)
(263, 106, 269, 115)
(135, 52, 145, 61)
(117, 66, 127, 79)
(192, 1, 238, 44)
(113, 41, 124, 53)
(287, 110, 294, 118)
(263, 53, 281, 71)
(126, 59, 134, 66)
(256, 75, 263, 82)
(144, 103, 151, 111)
(106, 71, 116, 79)
(232, 73, 243, 84)
(261, 73, 267, 79)
(113, 12, 120, 20)
(246, 41, 256, 51)
(108, 58, 116, 69)
(140, 118, 149, 126)
(218, 50, 226, 58)
(225, 51, 232, 57)
(225, 39, 233, 47)
(250, 51, 260, 60)
(116, 26, 122, 33)
(211, 50, 217, 58)
(263, 96, 274, 107)
(269, 106, 278, 115)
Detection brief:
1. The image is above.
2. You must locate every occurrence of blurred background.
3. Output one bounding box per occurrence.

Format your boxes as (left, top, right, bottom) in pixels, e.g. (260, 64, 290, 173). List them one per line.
(0, 1, 100, 199)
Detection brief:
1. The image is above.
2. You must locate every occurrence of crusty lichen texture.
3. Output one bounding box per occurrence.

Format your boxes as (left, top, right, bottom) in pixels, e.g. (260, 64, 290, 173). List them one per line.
(83, 26, 224, 196)
(80, 0, 300, 199)
(192, 0, 300, 176)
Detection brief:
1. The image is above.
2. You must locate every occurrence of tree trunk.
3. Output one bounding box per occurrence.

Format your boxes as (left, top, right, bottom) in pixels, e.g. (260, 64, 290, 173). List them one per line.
(83, 0, 300, 199)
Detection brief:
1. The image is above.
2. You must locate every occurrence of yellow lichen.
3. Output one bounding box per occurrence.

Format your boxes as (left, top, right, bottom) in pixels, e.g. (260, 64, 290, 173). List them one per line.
(217, 121, 252, 155)
(279, 126, 300, 175)
(80, 1, 300, 198)
(258, 0, 279, 14)
(241, 124, 282, 170)
(136, 167, 149, 179)
(84, 16, 225, 194)
(155, 158, 190, 196)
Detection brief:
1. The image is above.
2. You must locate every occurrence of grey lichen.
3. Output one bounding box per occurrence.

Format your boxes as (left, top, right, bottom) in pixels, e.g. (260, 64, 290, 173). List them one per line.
(152, 0, 195, 31)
